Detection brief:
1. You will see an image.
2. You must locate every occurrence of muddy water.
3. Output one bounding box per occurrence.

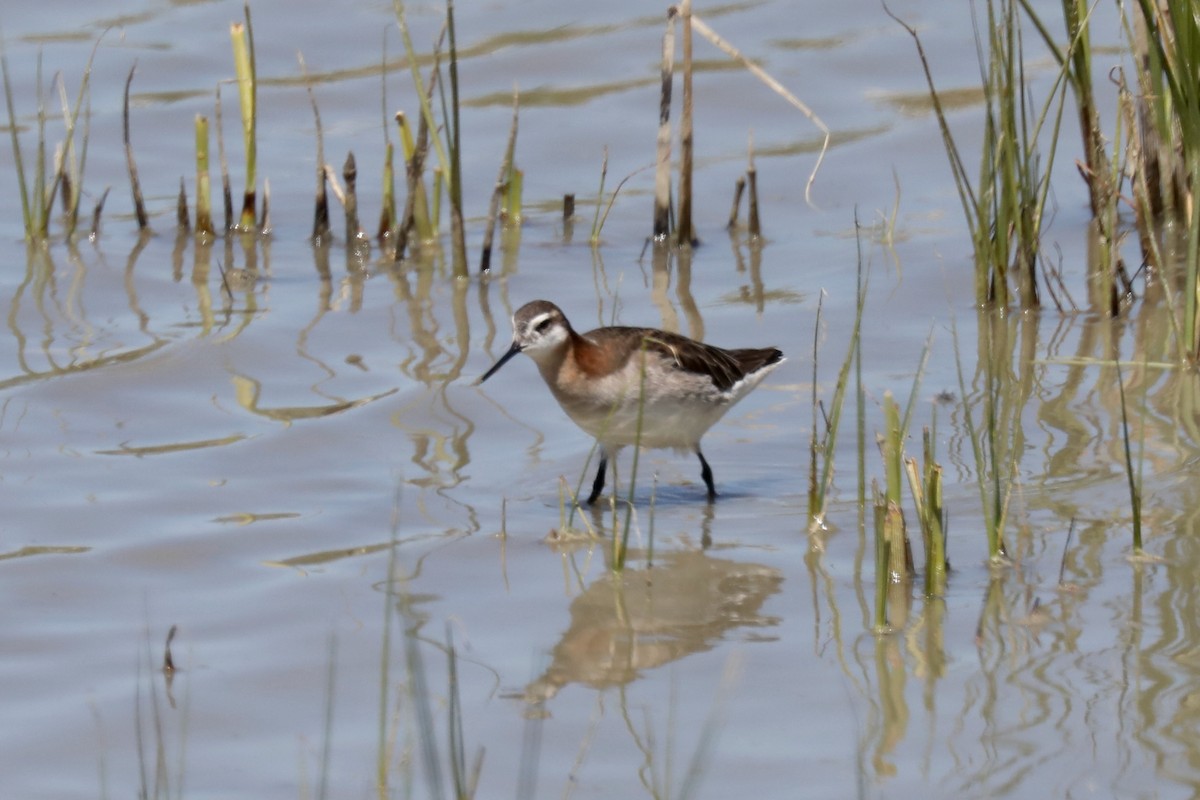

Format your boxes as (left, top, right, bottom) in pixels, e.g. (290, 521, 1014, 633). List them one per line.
(1, 0, 1199, 797)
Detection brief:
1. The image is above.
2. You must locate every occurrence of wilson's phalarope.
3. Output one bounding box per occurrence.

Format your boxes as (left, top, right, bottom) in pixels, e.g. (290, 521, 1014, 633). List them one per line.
(478, 300, 784, 503)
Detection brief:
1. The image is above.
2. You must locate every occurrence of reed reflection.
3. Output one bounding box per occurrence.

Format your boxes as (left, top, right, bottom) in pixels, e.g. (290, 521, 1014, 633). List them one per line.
(383, 252, 478, 503)
(2, 243, 167, 391)
(647, 243, 705, 339)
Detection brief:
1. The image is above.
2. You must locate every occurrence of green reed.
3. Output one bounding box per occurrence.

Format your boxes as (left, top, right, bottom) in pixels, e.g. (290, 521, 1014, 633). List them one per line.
(905, 423, 948, 596)
(589, 147, 609, 245)
(55, 38, 102, 240)
(876, 391, 914, 582)
(2, 35, 100, 240)
(229, 6, 258, 231)
(872, 486, 907, 633)
(395, 111, 433, 247)
(614, 341, 651, 573)
(1113, 360, 1144, 554)
(194, 115, 214, 236)
(808, 224, 868, 531)
(888, 0, 1071, 309)
(0, 35, 32, 236)
(378, 139, 396, 241)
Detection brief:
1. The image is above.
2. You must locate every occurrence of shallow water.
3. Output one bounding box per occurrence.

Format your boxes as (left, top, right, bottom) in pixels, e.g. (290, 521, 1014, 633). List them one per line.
(2, 0, 1199, 797)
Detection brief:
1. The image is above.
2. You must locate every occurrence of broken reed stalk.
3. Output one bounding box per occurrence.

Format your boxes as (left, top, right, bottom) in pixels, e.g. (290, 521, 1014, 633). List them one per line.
(298, 52, 331, 242)
(653, 7, 676, 239)
(479, 88, 519, 274)
(431, 166, 443, 232)
(194, 114, 214, 236)
(377, 31, 395, 242)
(260, 177, 271, 233)
(746, 132, 761, 237)
(878, 391, 914, 578)
(872, 488, 890, 631)
(726, 175, 744, 230)
(215, 84, 233, 231)
(230, 8, 258, 231)
(123, 63, 149, 231)
(905, 426, 948, 596)
(562, 193, 575, 240)
(90, 186, 110, 239)
(378, 139, 396, 241)
(676, 0, 696, 246)
(176, 177, 189, 230)
(57, 144, 71, 216)
(343, 151, 363, 243)
(393, 115, 416, 260)
(393, 110, 432, 260)
(503, 167, 522, 224)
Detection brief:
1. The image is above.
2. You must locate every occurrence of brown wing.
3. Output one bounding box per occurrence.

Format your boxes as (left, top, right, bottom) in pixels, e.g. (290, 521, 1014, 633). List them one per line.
(639, 331, 782, 392)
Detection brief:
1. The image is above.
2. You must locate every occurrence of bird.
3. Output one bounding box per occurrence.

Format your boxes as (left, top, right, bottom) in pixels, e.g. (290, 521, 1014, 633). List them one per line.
(477, 300, 784, 503)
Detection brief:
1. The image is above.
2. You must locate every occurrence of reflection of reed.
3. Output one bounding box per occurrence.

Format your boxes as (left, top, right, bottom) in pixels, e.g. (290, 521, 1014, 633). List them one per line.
(523, 549, 781, 707)
(870, 633, 908, 778)
(231, 373, 397, 423)
(0, 544, 90, 562)
(722, 230, 799, 310)
(646, 245, 705, 339)
(384, 256, 478, 501)
(2, 244, 169, 391)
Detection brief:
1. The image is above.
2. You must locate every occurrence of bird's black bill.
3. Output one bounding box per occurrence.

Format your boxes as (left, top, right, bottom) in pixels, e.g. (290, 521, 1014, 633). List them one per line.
(476, 342, 522, 385)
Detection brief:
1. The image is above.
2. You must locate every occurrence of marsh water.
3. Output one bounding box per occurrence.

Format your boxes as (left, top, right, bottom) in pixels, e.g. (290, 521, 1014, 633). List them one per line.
(3, 0, 1199, 797)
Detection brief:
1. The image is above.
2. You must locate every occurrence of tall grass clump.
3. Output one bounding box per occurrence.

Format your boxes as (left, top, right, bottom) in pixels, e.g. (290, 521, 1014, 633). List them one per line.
(1018, 0, 1131, 312)
(2, 35, 102, 240)
(887, 0, 1073, 310)
(393, 0, 467, 276)
(808, 226, 868, 531)
(1124, 0, 1200, 357)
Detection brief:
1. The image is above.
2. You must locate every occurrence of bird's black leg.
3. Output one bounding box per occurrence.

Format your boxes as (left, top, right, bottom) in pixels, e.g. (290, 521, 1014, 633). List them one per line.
(697, 448, 717, 501)
(587, 453, 608, 505)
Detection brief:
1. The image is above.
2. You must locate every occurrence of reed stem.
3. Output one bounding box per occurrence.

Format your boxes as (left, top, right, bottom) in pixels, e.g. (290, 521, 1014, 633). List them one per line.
(230, 9, 258, 231)
(195, 114, 214, 236)
(479, 88, 518, 274)
(676, 0, 696, 246)
(653, 8, 677, 240)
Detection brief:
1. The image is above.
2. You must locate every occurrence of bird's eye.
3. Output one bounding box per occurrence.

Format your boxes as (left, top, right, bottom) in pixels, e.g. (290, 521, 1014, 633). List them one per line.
(535, 318, 553, 334)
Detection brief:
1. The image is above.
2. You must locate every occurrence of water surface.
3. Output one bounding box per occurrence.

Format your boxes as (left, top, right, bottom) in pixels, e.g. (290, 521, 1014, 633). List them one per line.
(1, 0, 1197, 797)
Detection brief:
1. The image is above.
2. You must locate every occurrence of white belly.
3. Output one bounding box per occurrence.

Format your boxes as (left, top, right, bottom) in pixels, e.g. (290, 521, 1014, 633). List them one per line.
(551, 361, 777, 451)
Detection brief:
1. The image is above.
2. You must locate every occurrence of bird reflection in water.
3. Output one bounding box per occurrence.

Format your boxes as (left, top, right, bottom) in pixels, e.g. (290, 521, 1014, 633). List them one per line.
(523, 549, 782, 710)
